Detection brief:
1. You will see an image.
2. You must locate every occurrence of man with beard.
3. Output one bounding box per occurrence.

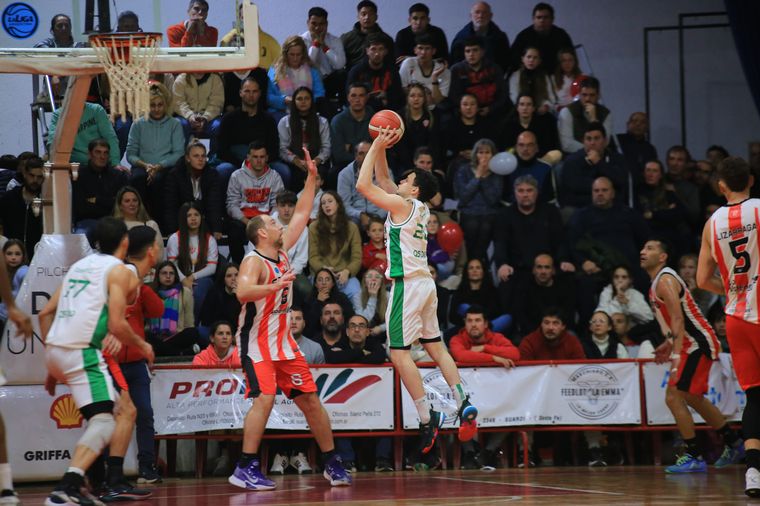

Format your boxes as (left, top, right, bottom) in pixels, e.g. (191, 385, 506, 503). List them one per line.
(0, 156, 44, 257)
(229, 149, 350, 491)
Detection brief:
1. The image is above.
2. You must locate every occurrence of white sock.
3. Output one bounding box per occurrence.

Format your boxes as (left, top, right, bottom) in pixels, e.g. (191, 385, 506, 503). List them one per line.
(414, 396, 431, 424)
(0, 463, 11, 490)
(67, 467, 85, 477)
(451, 384, 466, 409)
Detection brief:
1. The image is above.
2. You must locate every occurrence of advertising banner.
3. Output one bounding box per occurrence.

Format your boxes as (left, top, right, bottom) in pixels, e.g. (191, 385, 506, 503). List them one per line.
(151, 366, 395, 434)
(643, 353, 744, 424)
(0, 384, 136, 481)
(1, 234, 91, 384)
(401, 363, 641, 429)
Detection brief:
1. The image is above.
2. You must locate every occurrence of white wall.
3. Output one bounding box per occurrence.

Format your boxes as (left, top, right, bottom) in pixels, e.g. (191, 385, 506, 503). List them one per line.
(0, 0, 757, 161)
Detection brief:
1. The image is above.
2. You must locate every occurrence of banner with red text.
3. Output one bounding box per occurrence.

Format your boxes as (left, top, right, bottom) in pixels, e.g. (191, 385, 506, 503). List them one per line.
(151, 366, 395, 434)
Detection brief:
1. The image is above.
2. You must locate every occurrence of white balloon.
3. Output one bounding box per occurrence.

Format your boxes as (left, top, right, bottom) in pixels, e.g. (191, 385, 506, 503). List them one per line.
(489, 152, 518, 175)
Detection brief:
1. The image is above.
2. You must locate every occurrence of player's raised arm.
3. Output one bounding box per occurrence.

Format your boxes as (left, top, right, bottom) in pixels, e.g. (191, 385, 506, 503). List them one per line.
(374, 136, 398, 195)
(697, 221, 725, 295)
(356, 130, 409, 216)
(107, 265, 154, 363)
(236, 253, 296, 304)
(283, 148, 318, 252)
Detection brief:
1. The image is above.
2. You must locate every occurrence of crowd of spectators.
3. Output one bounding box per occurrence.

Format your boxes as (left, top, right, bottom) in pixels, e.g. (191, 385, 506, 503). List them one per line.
(0, 0, 752, 474)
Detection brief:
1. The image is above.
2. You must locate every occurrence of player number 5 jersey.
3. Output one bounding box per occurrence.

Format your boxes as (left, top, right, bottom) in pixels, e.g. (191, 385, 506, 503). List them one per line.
(709, 198, 760, 323)
(385, 198, 431, 280)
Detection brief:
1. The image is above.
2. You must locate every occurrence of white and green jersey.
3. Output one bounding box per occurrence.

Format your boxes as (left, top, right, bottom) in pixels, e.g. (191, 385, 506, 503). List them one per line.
(46, 253, 123, 350)
(385, 198, 431, 280)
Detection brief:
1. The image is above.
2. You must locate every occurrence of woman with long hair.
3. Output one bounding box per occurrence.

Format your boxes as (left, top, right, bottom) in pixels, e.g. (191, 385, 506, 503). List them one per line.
(508, 46, 556, 114)
(113, 185, 165, 267)
(499, 93, 560, 156)
(0, 239, 28, 332)
(396, 83, 440, 171)
(448, 257, 511, 333)
(595, 265, 653, 326)
(278, 86, 331, 191)
(199, 263, 242, 336)
(453, 138, 503, 262)
(308, 191, 362, 299)
(303, 267, 355, 337)
(126, 81, 184, 222)
(552, 47, 583, 110)
(352, 266, 388, 341)
(147, 260, 202, 356)
(267, 35, 325, 121)
(165, 201, 218, 320)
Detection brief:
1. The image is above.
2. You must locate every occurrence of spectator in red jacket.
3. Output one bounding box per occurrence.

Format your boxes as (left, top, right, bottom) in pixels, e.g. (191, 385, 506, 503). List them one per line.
(361, 215, 387, 272)
(516, 306, 584, 467)
(450, 305, 519, 367)
(449, 304, 519, 469)
(518, 307, 585, 361)
(193, 321, 242, 368)
(167, 0, 218, 47)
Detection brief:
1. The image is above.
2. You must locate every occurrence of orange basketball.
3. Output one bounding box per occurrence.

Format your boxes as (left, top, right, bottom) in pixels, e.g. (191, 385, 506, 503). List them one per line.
(368, 110, 405, 145)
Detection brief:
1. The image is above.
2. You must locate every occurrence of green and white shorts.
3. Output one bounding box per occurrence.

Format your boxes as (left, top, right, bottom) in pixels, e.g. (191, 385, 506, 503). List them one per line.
(386, 275, 441, 349)
(46, 345, 117, 410)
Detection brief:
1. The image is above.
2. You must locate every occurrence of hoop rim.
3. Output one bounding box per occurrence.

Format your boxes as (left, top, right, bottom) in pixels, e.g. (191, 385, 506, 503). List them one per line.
(88, 32, 163, 47)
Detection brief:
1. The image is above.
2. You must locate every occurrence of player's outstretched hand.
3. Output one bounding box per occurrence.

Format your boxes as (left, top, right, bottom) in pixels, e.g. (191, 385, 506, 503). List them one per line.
(374, 127, 402, 149)
(102, 333, 123, 356)
(653, 338, 672, 365)
(8, 305, 33, 339)
(302, 147, 318, 179)
(44, 373, 57, 396)
(141, 341, 155, 365)
(276, 271, 297, 289)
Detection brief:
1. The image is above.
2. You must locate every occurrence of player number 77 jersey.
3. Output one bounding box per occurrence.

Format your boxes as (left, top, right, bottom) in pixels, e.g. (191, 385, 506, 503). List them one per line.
(709, 198, 760, 323)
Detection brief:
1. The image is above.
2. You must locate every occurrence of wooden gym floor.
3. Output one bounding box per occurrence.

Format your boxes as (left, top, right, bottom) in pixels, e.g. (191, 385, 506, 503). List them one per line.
(15, 466, 753, 505)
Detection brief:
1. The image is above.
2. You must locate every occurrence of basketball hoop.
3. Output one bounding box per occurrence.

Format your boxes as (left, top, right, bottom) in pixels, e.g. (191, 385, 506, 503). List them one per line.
(89, 32, 162, 121)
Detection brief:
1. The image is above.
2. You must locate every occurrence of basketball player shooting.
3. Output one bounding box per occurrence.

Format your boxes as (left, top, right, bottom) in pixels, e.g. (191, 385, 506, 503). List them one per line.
(229, 148, 351, 491)
(696, 156, 760, 497)
(356, 128, 477, 455)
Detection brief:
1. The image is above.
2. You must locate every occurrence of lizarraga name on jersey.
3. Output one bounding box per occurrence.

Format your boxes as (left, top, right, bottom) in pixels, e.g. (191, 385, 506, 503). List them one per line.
(717, 222, 757, 240)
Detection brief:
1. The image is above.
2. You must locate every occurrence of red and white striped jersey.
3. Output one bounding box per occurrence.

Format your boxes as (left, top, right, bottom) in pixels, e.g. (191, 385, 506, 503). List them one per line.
(236, 249, 302, 363)
(709, 199, 760, 324)
(649, 267, 721, 358)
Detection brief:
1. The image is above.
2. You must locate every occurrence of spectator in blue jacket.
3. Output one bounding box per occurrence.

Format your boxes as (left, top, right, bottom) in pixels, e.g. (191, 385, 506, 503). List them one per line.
(267, 35, 325, 122)
(454, 138, 503, 262)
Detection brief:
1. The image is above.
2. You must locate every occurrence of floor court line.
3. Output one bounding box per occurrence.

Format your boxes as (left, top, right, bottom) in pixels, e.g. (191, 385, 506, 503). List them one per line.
(433, 476, 624, 495)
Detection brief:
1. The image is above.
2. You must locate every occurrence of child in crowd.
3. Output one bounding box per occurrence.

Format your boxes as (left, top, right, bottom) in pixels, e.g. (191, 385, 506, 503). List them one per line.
(0, 240, 28, 332)
(166, 202, 218, 320)
(361, 215, 387, 272)
(147, 261, 202, 356)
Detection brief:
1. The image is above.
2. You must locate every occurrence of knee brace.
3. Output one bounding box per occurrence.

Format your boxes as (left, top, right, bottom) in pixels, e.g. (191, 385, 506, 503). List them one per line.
(743, 387, 760, 440)
(78, 413, 116, 454)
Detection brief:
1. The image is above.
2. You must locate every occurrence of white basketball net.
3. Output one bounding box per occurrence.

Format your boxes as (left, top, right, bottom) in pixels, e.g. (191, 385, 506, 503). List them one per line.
(90, 34, 160, 122)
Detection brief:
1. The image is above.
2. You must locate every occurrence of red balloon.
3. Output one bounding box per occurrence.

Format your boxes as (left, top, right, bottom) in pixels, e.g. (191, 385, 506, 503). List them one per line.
(570, 74, 589, 98)
(437, 221, 464, 254)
